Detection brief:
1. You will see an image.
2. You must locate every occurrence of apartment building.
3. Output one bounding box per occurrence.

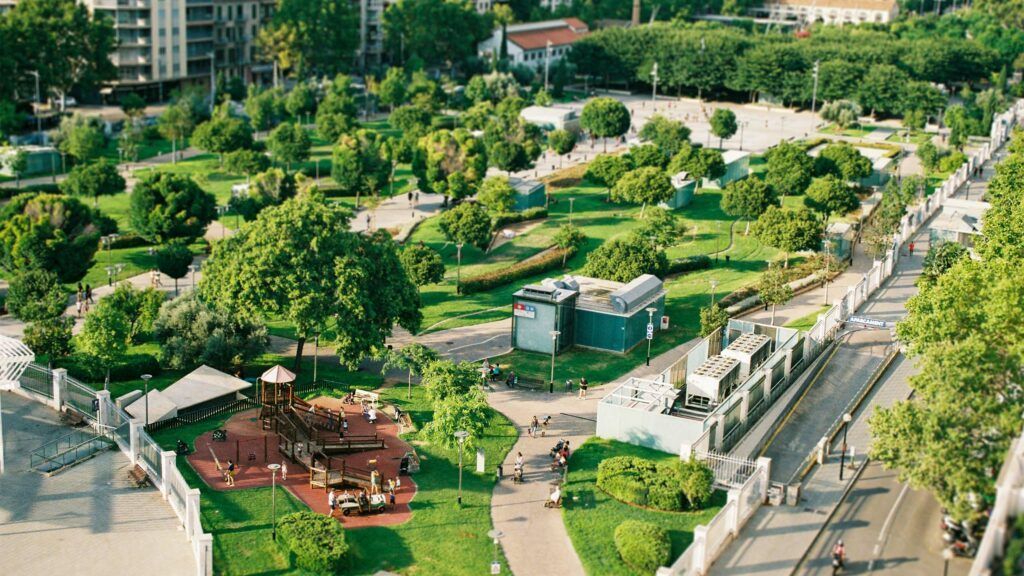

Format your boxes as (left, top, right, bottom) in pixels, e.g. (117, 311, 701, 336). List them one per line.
(0, 0, 275, 100)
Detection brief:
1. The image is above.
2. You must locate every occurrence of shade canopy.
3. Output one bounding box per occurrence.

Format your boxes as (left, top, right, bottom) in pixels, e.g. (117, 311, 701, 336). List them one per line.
(261, 365, 297, 384)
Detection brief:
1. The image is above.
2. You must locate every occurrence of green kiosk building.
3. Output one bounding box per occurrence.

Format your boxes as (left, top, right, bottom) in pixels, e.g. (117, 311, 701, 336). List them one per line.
(512, 274, 667, 355)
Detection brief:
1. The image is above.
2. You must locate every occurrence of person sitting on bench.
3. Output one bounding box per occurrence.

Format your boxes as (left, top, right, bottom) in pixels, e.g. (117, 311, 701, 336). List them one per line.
(545, 486, 561, 508)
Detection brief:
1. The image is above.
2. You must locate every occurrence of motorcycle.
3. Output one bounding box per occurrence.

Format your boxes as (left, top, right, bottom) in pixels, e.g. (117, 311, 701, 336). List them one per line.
(948, 540, 978, 558)
(549, 439, 567, 459)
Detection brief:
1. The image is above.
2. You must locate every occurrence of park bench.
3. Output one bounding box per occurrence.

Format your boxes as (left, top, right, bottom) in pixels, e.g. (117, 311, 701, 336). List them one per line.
(354, 389, 379, 408)
(382, 404, 415, 432)
(128, 464, 150, 488)
(514, 377, 547, 391)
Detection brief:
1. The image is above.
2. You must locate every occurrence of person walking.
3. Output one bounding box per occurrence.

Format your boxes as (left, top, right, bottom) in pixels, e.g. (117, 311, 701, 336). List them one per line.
(541, 415, 550, 437)
(75, 291, 83, 317)
(908, 241, 916, 256)
(529, 416, 539, 438)
(281, 462, 288, 481)
(225, 460, 236, 486)
(578, 377, 589, 399)
(328, 488, 337, 518)
(85, 284, 94, 304)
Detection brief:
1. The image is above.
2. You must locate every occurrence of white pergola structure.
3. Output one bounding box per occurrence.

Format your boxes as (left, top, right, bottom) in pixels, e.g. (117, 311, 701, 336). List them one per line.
(0, 335, 34, 474)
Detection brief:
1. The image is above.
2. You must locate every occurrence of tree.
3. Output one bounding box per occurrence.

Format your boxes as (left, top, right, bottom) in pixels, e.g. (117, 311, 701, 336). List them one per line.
(586, 154, 633, 188)
(920, 241, 968, 287)
(477, 176, 516, 213)
(462, 102, 495, 131)
(858, 64, 910, 117)
(390, 105, 433, 139)
(201, 193, 421, 369)
(158, 100, 197, 164)
(751, 206, 823, 266)
(439, 202, 492, 249)
(421, 359, 480, 404)
(224, 149, 271, 180)
(192, 114, 255, 161)
(764, 141, 814, 197)
(709, 108, 737, 148)
(104, 283, 164, 343)
(758, 265, 793, 325)
(582, 235, 668, 282)
(2, 148, 27, 187)
(377, 67, 408, 111)
(156, 241, 193, 295)
(916, 140, 941, 172)
(815, 142, 871, 183)
(120, 93, 146, 124)
(721, 177, 779, 235)
(266, 122, 311, 170)
(332, 129, 389, 204)
(61, 160, 125, 206)
(628, 144, 668, 169)
(414, 129, 487, 201)
(77, 298, 129, 387)
(6, 269, 66, 322)
(260, 0, 358, 78)
(611, 167, 674, 208)
(699, 304, 729, 337)
(0, 193, 105, 283)
(23, 316, 74, 367)
(316, 74, 358, 142)
(57, 114, 105, 164)
(944, 105, 970, 150)
(548, 129, 576, 156)
(400, 243, 445, 286)
(230, 168, 297, 220)
(639, 115, 691, 158)
(382, 0, 489, 71)
(154, 292, 268, 371)
(820, 100, 862, 130)
(553, 224, 587, 265)
(804, 175, 860, 220)
(285, 82, 317, 120)
(244, 86, 285, 132)
(668, 145, 725, 182)
(379, 342, 439, 399)
(424, 386, 490, 449)
(488, 140, 530, 174)
(580, 97, 630, 152)
(129, 173, 217, 243)
(465, 72, 521, 104)
(634, 209, 686, 249)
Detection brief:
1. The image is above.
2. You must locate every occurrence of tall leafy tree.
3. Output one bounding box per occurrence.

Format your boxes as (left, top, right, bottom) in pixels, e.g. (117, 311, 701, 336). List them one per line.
(586, 154, 633, 188)
(399, 244, 446, 286)
(55, 114, 105, 164)
(0, 193, 106, 283)
(757, 265, 793, 325)
(201, 192, 421, 369)
(77, 298, 129, 387)
(611, 167, 674, 207)
(764, 141, 814, 197)
(332, 129, 389, 203)
(582, 235, 668, 282)
(157, 101, 196, 164)
(383, 0, 489, 70)
(61, 160, 125, 206)
(751, 206, 822, 266)
(721, 177, 779, 235)
(262, 0, 358, 78)
(804, 175, 860, 220)
(129, 173, 217, 243)
(815, 142, 872, 183)
(414, 129, 487, 201)
(668, 145, 725, 182)
(377, 67, 408, 112)
(438, 202, 492, 249)
(6, 269, 67, 322)
(639, 115, 691, 158)
(154, 292, 268, 371)
(379, 342, 439, 399)
(389, 105, 433, 139)
(709, 108, 737, 148)
(156, 241, 194, 295)
(192, 113, 255, 161)
(315, 74, 358, 141)
(477, 176, 515, 213)
(266, 122, 311, 170)
(580, 97, 630, 152)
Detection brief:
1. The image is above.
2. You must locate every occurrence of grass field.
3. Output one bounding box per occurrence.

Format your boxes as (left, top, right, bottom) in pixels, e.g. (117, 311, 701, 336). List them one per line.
(563, 438, 725, 576)
(819, 123, 880, 138)
(783, 304, 831, 332)
(153, 384, 517, 575)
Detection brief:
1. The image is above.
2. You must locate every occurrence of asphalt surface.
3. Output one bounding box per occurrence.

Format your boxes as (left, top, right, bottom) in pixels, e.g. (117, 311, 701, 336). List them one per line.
(800, 461, 971, 575)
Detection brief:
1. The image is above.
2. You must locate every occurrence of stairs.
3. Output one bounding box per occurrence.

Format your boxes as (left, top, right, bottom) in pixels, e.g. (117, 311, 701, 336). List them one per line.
(30, 428, 115, 476)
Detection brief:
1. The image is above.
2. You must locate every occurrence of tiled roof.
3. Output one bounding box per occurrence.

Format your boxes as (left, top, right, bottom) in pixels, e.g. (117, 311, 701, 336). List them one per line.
(507, 19, 588, 50)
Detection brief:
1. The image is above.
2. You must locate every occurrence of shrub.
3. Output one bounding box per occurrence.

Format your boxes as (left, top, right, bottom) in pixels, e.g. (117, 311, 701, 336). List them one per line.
(458, 246, 574, 294)
(614, 520, 672, 573)
(276, 511, 348, 575)
(56, 353, 161, 383)
(107, 233, 153, 250)
(597, 455, 683, 511)
(679, 458, 716, 509)
(491, 207, 548, 229)
(666, 255, 711, 275)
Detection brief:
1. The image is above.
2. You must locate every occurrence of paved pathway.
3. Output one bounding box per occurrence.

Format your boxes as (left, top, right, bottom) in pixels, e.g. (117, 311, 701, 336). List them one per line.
(0, 390, 194, 575)
(349, 190, 445, 234)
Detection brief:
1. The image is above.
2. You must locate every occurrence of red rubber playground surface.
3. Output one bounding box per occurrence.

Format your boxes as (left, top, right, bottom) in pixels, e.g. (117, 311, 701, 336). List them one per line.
(186, 400, 417, 528)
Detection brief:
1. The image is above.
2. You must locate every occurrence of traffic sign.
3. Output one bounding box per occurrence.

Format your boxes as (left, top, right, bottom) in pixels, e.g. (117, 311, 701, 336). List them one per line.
(848, 315, 889, 329)
(491, 561, 501, 575)
(646, 323, 654, 340)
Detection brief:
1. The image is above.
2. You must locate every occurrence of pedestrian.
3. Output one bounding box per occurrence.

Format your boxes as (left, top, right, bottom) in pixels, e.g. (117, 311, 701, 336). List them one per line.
(579, 377, 588, 399)
(366, 213, 371, 228)
(415, 191, 420, 204)
(281, 462, 288, 481)
(328, 488, 337, 518)
(515, 451, 524, 470)
(407, 191, 413, 205)
(75, 292, 83, 317)
(77, 282, 83, 296)
(225, 459, 236, 486)
(909, 241, 915, 256)
(389, 489, 396, 506)
(541, 415, 550, 437)
(530, 416, 538, 438)
(83, 298, 90, 315)
(370, 469, 380, 494)
(85, 284, 94, 304)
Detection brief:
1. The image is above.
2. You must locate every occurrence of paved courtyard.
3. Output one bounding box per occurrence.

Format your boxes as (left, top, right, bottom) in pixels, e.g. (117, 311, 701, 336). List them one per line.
(0, 390, 194, 576)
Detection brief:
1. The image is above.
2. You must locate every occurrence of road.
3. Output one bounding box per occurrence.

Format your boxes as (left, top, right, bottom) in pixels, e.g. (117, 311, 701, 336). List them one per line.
(800, 461, 971, 575)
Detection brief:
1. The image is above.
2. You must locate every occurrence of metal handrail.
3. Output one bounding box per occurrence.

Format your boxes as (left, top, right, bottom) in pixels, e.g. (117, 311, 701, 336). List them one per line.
(30, 433, 111, 471)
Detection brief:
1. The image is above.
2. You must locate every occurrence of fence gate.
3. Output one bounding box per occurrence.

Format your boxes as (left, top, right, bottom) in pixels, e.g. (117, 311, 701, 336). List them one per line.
(695, 449, 758, 489)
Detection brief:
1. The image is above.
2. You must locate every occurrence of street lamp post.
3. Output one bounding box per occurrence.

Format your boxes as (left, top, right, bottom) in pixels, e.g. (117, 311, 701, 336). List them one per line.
(811, 60, 820, 114)
(823, 238, 831, 305)
(455, 430, 469, 505)
(650, 62, 659, 105)
(739, 121, 746, 151)
(105, 266, 114, 287)
(839, 412, 852, 481)
(549, 330, 561, 394)
(141, 374, 152, 428)
(268, 463, 281, 539)
(189, 263, 198, 290)
(942, 546, 954, 576)
(28, 71, 41, 135)
(544, 40, 552, 92)
(456, 243, 464, 294)
(487, 529, 504, 575)
(709, 279, 719, 306)
(645, 307, 657, 367)
(569, 197, 575, 223)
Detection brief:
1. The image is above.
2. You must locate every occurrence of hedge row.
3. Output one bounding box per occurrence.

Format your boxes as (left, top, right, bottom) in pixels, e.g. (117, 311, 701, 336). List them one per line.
(55, 353, 161, 383)
(106, 233, 153, 250)
(614, 520, 672, 573)
(666, 255, 711, 276)
(276, 511, 349, 574)
(597, 455, 715, 511)
(492, 207, 548, 229)
(458, 246, 575, 295)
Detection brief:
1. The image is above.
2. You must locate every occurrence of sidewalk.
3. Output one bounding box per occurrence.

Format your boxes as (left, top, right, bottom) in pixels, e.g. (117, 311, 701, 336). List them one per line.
(349, 190, 445, 234)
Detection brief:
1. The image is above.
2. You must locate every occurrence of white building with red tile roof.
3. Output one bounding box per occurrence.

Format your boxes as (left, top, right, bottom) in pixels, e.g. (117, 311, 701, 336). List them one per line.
(478, 18, 589, 69)
(766, 0, 899, 25)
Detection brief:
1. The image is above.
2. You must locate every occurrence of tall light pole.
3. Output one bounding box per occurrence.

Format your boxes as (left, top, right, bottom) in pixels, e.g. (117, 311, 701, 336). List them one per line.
(141, 374, 152, 428)
(268, 463, 281, 539)
(455, 243, 464, 294)
(739, 121, 746, 151)
(455, 430, 469, 505)
(544, 40, 552, 93)
(709, 279, 719, 306)
(549, 330, 561, 394)
(645, 307, 656, 367)
(487, 529, 505, 575)
(942, 547, 954, 576)
(650, 62, 659, 105)
(823, 237, 831, 305)
(811, 60, 820, 114)
(569, 198, 575, 223)
(189, 263, 198, 291)
(216, 205, 228, 239)
(28, 71, 41, 135)
(839, 412, 852, 481)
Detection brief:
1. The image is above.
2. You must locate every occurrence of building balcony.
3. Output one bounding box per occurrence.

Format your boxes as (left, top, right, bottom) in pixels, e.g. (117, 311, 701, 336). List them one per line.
(116, 18, 151, 27)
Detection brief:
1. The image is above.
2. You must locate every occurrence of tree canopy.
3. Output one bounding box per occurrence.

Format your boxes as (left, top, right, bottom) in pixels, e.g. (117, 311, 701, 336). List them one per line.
(580, 97, 630, 146)
(438, 201, 492, 249)
(414, 129, 488, 200)
(611, 167, 674, 206)
(751, 206, 823, 265)
(721, 177, 779, 232)
(154, 292, 269, 371)
(400, 243, 446, 286)
(0, 193, 107, 283)
(582, 235, 668, 282)
(764, 141, 814, 196)
(61, 160, 125, 206)
(129, 173, 217, 243)
(804, 175, 860, 219)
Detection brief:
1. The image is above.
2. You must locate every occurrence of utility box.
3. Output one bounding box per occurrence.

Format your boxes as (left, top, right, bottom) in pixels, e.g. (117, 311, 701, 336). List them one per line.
(721, 333, 772, 379)
(686, 355, 741, 408)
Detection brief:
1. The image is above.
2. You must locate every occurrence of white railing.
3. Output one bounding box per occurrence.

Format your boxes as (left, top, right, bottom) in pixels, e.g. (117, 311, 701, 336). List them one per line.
(690, 448, 758, 489)
(970, 426, 1024, 575)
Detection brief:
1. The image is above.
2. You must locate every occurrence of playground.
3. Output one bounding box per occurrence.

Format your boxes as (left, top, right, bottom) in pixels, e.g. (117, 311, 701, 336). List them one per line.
(186, 370, 419, 528)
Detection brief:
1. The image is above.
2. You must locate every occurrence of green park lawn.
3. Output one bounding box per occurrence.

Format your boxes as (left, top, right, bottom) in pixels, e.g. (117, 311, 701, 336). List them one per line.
(783, 304, 831, 332)
(819, 123, 879, 138)
(563, 438, 725, 576)
(152, 384, 517, 576)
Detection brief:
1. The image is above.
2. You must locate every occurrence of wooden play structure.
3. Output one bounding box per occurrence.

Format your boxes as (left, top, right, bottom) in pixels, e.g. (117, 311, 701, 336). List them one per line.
(258, 365, 387, 493)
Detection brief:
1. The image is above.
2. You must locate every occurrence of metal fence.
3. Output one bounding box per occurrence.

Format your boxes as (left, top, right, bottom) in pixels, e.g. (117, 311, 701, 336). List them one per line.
(137, 430, 162, 486)
(65, 376, 98, 422)
(19, 363, 52, 398)
(695, 449, 758, 489)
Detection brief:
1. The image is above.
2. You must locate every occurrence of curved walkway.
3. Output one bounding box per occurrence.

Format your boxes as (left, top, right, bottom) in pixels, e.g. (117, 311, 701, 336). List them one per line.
(488, 387, 605, 576)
